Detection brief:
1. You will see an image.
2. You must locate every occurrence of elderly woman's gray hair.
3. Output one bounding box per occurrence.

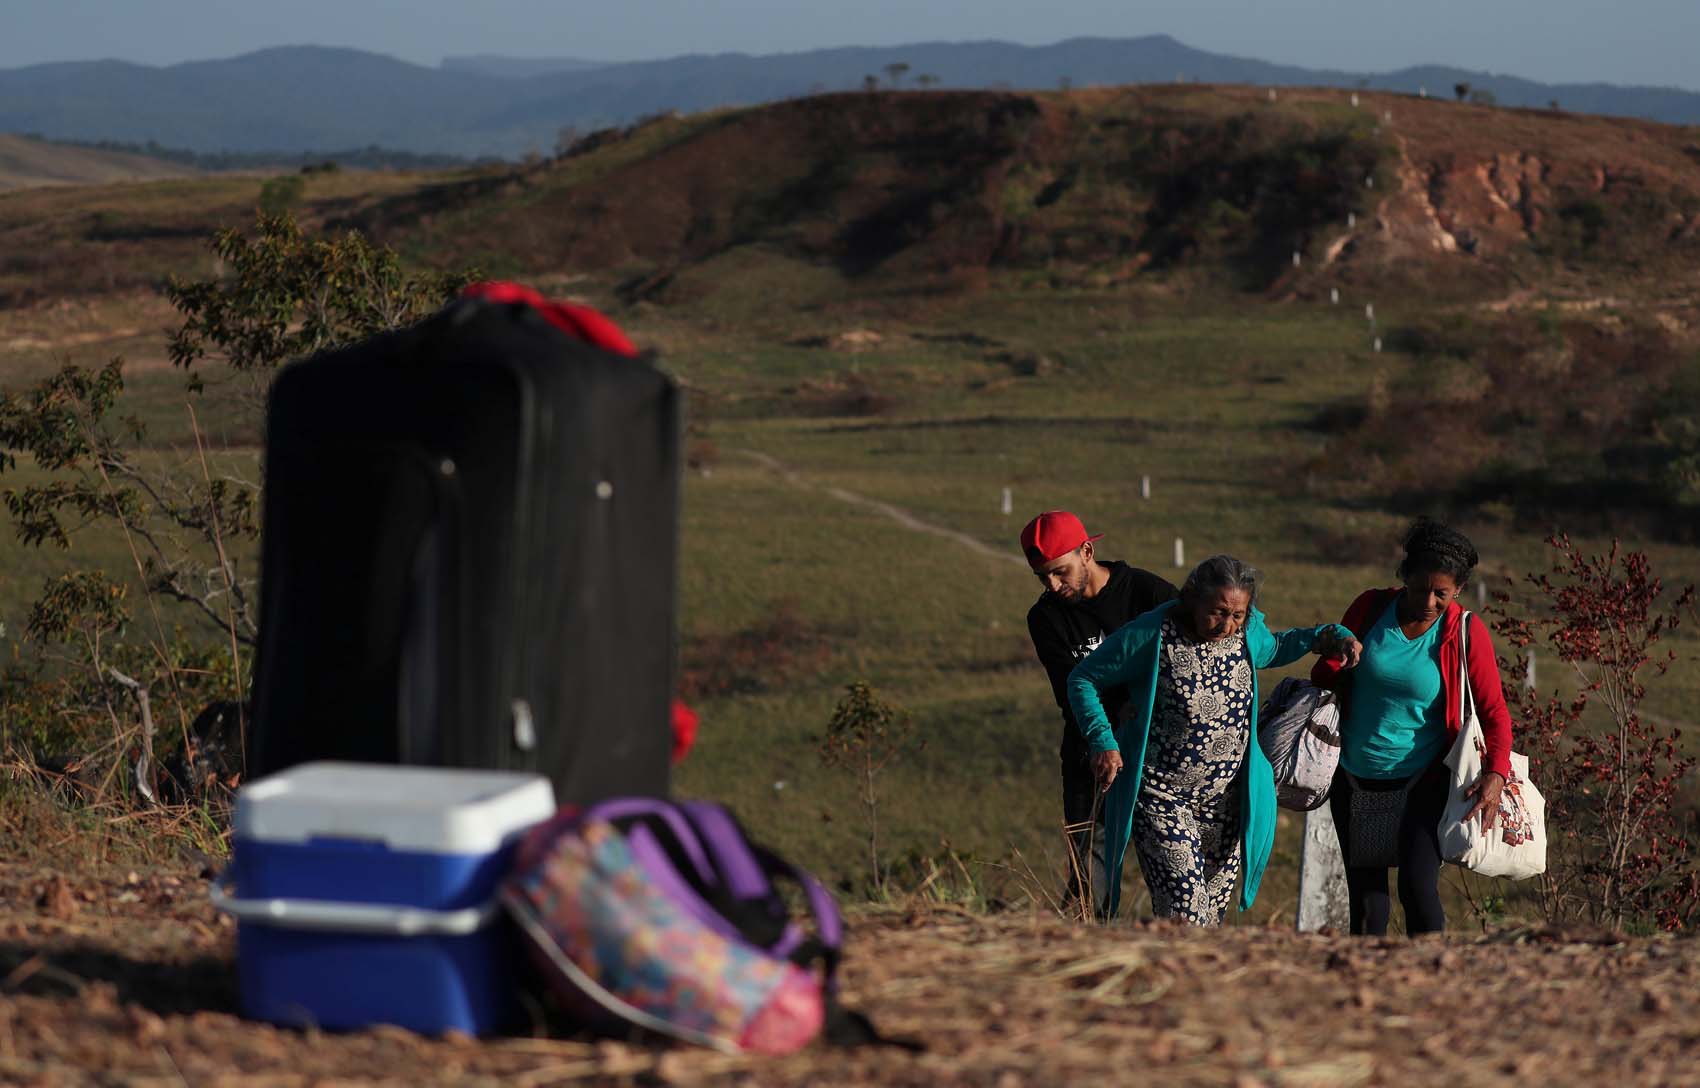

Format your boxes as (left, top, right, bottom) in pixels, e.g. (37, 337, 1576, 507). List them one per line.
(1180, 554, 1263, 606)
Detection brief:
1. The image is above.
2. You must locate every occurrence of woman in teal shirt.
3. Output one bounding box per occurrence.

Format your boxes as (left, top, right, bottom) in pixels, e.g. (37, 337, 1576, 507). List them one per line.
(1067, 555, 1360, 924)
(1313, 519, 1516, 936)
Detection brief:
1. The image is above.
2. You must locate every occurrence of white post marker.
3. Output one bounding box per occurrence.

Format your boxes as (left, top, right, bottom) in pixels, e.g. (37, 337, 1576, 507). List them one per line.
(1268, 88, 1277, 102)
(1174, 537, 1185, 569)
(1350, 92, 1359, 108)
(1364, 302, 1375, 323)
(1365, 175, 1375, 189)
(1477, 580, 1488, 607)
(1140, 475, 1151, 500)
(1293, 250, 1302, 268)
(1525, 652, 1537, 690)
(1330, 287, 1340, 305)
(1000, 487, 1012, 516)
(1298, 805, 1351, 932)
(1347, 211, 1356, 229)
(1373, 337, 1382, 353)
(1384, 110, 1393, 123)
(1419, 85, 1428, 98)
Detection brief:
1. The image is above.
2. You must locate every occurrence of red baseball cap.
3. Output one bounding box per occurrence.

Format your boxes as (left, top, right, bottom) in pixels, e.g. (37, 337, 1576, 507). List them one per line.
(1020, 510, 1103, 568)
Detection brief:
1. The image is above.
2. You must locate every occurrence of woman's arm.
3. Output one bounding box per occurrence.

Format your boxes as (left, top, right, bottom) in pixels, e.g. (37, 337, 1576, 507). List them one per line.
(1311, 589, 1383, 690)
(1067, 623, 1145, 754)
(1259, 622, 1359, 670)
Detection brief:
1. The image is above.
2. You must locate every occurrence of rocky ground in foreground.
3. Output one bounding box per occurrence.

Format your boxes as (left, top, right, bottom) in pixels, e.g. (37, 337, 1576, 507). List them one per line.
(1, 860, 1697, 1086)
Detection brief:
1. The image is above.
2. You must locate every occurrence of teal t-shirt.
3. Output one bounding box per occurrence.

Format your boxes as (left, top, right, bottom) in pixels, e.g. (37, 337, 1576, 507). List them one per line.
(1340, 599, 1447, 778)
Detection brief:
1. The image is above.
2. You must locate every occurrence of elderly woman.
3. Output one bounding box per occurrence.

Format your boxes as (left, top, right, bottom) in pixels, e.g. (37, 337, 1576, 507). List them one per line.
(1067, 555, 1361, 925)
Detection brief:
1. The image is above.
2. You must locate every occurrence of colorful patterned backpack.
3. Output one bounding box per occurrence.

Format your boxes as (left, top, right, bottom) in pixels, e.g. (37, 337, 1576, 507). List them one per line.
(501, 798, 858, 1055)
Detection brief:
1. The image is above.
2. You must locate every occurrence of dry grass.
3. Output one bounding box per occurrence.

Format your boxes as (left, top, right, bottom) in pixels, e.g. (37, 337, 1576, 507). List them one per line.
(0, 134, 196, 192)
(1, 852, 1698, 1086)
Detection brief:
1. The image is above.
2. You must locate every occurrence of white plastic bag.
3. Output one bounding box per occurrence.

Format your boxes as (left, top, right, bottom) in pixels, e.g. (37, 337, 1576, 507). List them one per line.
(1438, 613, 1547, 880)
(1257, 677, 1342, 811)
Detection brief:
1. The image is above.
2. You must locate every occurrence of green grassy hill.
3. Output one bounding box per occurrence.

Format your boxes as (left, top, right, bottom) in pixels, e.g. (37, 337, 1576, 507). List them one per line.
(351, 85, 1700, 300)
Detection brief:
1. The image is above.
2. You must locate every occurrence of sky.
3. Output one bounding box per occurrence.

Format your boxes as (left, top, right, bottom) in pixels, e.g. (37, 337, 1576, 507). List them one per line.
(3, 0, 1697, 92)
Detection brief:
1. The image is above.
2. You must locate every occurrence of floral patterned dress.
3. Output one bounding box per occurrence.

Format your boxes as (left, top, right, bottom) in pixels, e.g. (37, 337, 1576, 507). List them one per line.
(1130, 617, 1256, 925)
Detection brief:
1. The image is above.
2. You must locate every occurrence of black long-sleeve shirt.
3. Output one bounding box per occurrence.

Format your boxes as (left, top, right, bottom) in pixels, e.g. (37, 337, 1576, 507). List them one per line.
(1026, 560, 1178, 762)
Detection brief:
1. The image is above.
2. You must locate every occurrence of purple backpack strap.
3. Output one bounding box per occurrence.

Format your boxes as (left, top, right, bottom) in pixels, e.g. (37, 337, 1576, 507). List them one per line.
(583, 796, 718, 888)
(679, 801, 844, 982)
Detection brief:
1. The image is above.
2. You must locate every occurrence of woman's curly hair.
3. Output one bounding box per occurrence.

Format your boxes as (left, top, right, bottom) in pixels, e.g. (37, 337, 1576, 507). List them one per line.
(1396, 517, 1478, 586)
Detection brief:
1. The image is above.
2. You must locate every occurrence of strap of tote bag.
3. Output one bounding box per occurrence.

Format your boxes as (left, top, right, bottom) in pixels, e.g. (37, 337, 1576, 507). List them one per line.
(1459, 610, 1477, 726)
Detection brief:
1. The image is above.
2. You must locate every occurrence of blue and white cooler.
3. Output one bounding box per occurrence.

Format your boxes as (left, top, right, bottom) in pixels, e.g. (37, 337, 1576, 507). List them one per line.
(211, 762, 556, 1035)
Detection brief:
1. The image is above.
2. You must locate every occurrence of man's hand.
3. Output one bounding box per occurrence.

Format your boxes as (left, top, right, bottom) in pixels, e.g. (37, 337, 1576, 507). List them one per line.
(1464, 771, 1506, 829)
(1091, 749, 1124, 793)
(1316, 629, 1363, 669)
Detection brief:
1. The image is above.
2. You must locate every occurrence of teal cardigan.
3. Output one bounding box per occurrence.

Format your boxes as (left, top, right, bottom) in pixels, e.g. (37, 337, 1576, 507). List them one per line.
(1066, 600, 1351, 917)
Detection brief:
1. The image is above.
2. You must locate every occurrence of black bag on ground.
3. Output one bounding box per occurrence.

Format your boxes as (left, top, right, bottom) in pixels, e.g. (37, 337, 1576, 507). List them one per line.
(247, 297, 680, 803)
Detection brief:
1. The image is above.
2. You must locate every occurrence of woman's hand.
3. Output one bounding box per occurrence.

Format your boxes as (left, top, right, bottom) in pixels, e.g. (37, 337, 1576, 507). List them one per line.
(1091, 749, 1124, 793)
(1315, 629, 1363, 668)
(1464, 772, 1506, 829)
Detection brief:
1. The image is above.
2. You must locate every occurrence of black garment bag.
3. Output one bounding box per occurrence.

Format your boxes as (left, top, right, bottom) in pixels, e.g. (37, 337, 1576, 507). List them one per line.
(247, 297, 679, 803)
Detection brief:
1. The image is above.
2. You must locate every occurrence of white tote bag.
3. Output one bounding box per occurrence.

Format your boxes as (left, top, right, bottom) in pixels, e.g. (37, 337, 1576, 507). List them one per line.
(1438, 612, 1547, 879)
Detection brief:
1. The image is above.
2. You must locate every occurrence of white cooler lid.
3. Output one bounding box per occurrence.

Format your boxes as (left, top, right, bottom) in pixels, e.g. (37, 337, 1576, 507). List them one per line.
(234, 762, 557, 854)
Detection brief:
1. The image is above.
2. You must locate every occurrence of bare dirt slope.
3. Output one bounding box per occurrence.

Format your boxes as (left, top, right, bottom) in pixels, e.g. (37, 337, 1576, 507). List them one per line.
(3, 859, 1697, 1086)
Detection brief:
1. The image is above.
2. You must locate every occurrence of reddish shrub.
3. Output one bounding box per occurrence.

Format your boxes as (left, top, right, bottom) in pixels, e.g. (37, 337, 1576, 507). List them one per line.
(1493, 536, 1700, 931)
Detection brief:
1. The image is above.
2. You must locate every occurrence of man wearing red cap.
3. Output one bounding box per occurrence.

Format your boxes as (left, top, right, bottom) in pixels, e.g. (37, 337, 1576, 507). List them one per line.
(1023, 510, 1176, 917)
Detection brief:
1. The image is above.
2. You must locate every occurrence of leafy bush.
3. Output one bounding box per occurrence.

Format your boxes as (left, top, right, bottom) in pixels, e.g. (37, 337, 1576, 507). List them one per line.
(1130, 115, 1385, 288)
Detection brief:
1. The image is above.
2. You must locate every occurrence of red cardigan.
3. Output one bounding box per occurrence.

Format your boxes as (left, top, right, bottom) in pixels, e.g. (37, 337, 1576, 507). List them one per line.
(1310, 588, 1514, 779)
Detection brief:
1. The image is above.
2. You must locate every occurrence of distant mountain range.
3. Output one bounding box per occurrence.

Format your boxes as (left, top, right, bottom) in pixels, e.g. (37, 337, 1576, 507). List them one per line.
(2, 36, 1698, 160)
(438, 55, 609, 79)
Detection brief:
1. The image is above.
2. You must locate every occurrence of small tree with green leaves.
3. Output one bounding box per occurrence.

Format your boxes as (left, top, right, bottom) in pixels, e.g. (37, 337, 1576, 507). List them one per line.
(819, 680, 922, 894)
(0, 212, 474, 802)
(883, 62, 910, 89)
(0, 360, 262, 649)
(168, 212, 474, 410)
(27, 571, 129, 685)
(21, 570, 139, 792)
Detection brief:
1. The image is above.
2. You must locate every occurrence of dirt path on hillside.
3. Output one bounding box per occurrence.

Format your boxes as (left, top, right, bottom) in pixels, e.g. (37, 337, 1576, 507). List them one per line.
(733, 448, 1025, 568)
(2, 859, 1698, 1086)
